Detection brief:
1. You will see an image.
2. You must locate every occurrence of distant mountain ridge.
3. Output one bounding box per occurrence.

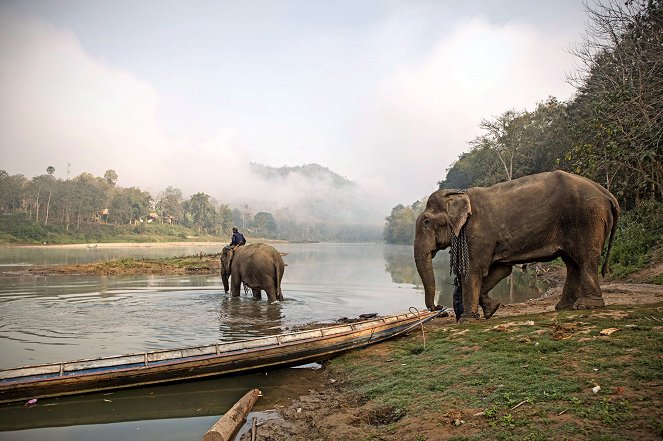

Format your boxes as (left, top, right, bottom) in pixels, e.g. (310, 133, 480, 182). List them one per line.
(249, 163, 355, 188)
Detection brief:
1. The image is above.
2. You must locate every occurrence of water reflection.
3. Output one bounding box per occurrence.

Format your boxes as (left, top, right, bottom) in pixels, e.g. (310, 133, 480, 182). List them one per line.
(382, 245, 549, 307)
(0, 366, 323, 436)
(0, 243, 551, 438)
(218, 296, 284, 338)
(0, 243, 548, 371)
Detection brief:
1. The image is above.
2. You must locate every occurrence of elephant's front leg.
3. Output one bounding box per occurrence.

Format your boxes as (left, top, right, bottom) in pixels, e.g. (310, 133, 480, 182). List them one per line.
(479, 264, 512, 319)
(251, 288, 262, 299)
(460, 274, 482, 320)
(230, 276, 242, 297)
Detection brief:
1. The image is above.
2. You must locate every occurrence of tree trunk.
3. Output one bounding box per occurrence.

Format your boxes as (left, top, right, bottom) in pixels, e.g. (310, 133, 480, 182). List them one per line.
(44, 191, 52, 226)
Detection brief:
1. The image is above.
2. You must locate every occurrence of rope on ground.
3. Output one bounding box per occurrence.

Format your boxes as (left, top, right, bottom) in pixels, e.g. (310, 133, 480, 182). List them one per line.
(409, 306, 426, 351)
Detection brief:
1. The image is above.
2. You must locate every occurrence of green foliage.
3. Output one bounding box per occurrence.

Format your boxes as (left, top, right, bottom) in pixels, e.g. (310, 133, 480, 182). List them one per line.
(609, 200, 663, 278)
(384, 201, 425, 245)
(253, 211, 277, 236)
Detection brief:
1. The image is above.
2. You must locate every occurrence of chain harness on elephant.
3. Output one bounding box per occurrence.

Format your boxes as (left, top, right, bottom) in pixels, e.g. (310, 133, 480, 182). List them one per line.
(449, 190, 470, 282)
(448, 190, 470, 320)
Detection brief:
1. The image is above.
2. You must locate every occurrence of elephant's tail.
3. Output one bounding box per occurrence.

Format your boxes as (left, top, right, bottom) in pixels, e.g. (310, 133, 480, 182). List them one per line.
(601, 195, 620, 277)
(274, 263, 284, 300)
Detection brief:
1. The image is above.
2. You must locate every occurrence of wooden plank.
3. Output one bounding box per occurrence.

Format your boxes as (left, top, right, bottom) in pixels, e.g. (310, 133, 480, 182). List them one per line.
(64, 355, 145, 372)
(279, 330, 322, 343)
(321, 325, 354, 336)
(0, 364, 61, 380)
(202, 389, 261, 441)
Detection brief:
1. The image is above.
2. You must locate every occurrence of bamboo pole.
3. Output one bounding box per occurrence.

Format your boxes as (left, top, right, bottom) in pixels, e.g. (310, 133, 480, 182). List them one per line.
(203, 389, 261, 441)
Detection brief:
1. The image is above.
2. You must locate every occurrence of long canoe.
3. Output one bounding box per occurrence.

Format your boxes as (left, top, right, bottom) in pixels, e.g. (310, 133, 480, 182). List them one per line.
(0, 309, 443, 404)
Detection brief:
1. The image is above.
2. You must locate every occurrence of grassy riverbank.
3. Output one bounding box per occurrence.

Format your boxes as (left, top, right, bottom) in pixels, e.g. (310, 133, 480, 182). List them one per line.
(0, 214, 227, 245)
(25, 253, 223, 275)
(255, 297, 663, 440)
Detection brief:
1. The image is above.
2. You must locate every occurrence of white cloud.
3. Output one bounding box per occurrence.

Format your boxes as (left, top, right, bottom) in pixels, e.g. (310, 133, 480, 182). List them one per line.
(0, 8, 171, 185)
(349, 16, 576, 203)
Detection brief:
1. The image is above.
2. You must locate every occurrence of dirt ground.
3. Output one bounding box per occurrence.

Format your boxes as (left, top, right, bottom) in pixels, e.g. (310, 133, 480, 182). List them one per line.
(240, 266, 663, 441)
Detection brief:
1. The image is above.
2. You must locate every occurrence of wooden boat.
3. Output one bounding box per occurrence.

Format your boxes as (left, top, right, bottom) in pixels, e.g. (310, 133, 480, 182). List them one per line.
(0, 309, 443, 404)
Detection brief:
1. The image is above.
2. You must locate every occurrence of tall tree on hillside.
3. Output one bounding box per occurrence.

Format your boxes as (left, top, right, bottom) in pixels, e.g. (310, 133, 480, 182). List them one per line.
(104, 170, 118, 187)
(383, 203, 421, 245)
(566, 0, 662, 205)
(476, 109, 530, 181)
(440, 98, 571, 190)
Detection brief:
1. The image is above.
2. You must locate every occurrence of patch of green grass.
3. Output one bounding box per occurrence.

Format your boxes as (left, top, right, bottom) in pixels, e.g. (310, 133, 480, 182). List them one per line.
(329, 303, 663, 440)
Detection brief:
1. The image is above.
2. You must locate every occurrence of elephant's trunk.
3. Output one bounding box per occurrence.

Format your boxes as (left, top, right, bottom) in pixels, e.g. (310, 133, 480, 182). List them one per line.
(221, 272, 229, 293)
(414, 247, 437, 311)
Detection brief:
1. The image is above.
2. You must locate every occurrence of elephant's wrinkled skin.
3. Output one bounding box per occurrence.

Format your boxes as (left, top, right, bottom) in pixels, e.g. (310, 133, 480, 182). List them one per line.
(414, 171, 619, 320)
(221, 243, 285, 302)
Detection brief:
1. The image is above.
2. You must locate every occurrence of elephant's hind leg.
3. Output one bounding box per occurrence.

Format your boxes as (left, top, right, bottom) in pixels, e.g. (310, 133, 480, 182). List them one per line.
(264, 287, 279, 303)
(573, 262, 604, 310)
(557, 257, 581, 310)
(251, 288, 262, 299)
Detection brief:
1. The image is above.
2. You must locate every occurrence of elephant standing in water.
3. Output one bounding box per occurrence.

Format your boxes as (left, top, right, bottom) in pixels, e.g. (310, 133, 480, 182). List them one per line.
(414, 171, 619, 320)
(221, 243, 285, 302)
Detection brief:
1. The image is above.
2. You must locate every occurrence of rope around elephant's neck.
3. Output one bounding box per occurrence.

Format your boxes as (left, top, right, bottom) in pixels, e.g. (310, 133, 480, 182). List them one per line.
(450, 225, 469, 281)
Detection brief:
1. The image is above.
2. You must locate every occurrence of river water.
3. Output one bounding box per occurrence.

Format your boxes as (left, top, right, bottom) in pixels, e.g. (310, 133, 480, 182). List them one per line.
(0, 242, 547, 440)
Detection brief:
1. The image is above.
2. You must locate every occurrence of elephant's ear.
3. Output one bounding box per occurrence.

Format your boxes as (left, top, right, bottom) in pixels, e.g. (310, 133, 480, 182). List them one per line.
(447, 192, 471, 237)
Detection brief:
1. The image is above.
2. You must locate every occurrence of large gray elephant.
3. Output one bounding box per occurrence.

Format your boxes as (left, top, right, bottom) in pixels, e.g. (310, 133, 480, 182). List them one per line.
(414, 171, 619, 320)
(221, 243, 285, 302)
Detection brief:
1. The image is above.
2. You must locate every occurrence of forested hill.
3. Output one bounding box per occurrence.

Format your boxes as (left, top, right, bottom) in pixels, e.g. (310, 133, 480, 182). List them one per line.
(249, 163, 355, 189)
(246, 162, 381, 232)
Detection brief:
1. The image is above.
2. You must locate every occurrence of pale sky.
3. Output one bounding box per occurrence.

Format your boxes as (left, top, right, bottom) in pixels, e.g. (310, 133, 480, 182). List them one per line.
(0, 1, 587, 218)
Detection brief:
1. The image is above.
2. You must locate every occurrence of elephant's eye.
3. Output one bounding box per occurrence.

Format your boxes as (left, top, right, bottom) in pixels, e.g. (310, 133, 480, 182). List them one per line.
(422, 218, 431, 227)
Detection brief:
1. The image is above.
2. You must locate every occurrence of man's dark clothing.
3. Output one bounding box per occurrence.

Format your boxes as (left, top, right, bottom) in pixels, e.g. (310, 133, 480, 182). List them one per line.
(452, 277, 463, 321)
(231, 231, 246, 246)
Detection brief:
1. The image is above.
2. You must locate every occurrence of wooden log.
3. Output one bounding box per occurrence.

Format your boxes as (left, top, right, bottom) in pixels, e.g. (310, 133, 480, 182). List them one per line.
(203, 388, 261, 441)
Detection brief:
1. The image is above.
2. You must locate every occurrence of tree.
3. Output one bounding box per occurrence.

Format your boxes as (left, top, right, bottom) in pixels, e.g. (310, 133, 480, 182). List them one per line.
(185, 193, 215, 233)
(70, 173, 111, 228)
(104, 169, 118, 187)
(439, 98, 571, 190)
(254, 212, 277, 235)
(566, 0, 663, 206)
(156, 187, 184, 222)
(109, 187, 152, 224)
(384, 204, 416, 245)
(0, 172, 28, 214)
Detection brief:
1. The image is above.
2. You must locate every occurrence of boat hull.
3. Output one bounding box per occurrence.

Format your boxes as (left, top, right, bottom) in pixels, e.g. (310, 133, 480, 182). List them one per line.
(0, 310, 441, 404)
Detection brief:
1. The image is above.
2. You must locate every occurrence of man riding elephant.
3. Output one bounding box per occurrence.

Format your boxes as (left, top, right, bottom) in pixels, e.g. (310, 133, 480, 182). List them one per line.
(221, 243, 285, 303)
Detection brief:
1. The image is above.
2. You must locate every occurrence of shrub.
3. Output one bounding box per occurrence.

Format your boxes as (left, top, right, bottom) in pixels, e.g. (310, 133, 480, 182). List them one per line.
(609, 200, 663, 277)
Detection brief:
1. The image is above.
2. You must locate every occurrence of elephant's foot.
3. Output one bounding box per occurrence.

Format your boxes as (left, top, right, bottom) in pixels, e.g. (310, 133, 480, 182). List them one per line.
(481, 299, 501, 319)
(458, 312, 481, 322)
(555, 298, 575, 310)
(573, 296, 605, 310)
